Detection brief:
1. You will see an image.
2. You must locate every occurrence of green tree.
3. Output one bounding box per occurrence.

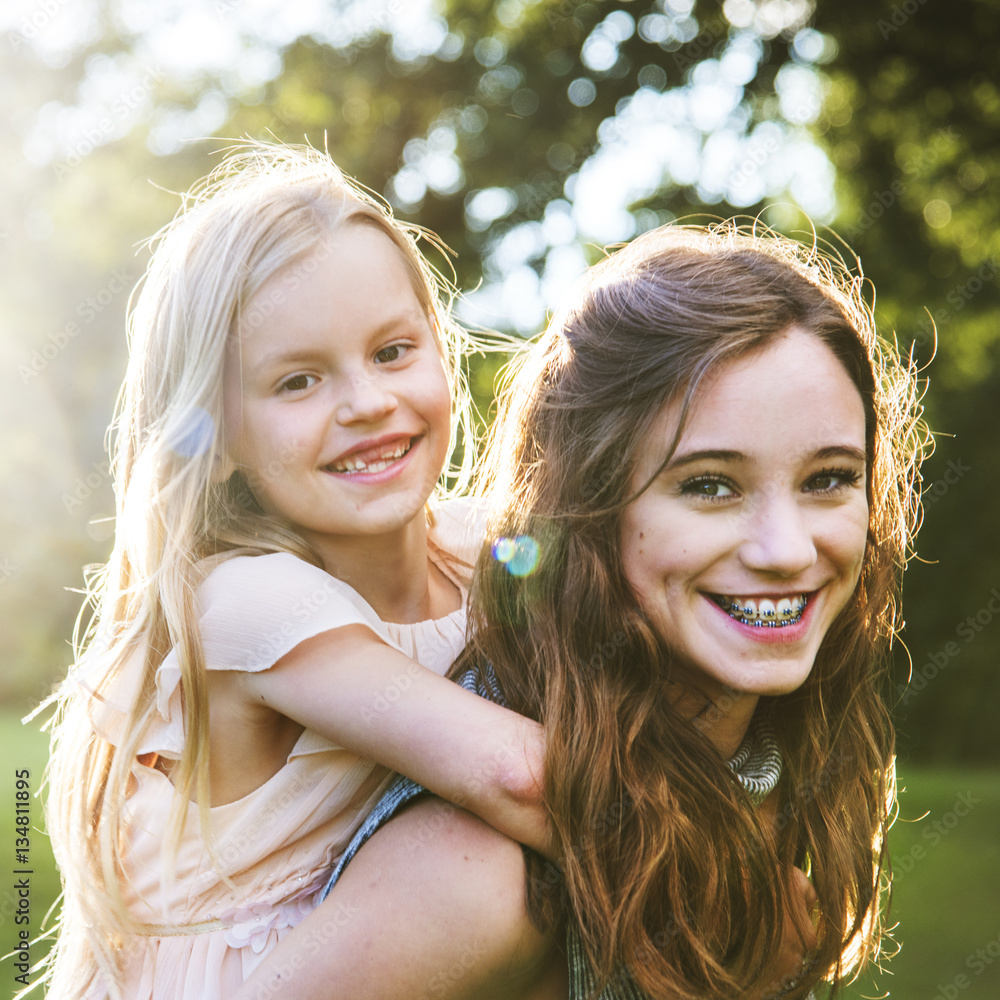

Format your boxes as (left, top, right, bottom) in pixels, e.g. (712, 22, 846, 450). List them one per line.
(2, 0, 996, 759)
(810, 0, 1000, 761)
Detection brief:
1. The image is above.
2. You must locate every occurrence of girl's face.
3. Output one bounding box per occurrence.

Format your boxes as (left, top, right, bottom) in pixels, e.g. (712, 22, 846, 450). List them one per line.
(223, 223, 452, 555)
(620, 328, 869, 702)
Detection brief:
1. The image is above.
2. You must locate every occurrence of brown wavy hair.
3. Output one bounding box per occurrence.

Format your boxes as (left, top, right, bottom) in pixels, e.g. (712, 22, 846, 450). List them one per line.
(461, 222, 928, 998)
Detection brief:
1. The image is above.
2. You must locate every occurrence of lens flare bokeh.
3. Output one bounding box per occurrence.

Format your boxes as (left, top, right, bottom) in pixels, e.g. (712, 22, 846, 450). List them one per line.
(492, 534, 540, 577)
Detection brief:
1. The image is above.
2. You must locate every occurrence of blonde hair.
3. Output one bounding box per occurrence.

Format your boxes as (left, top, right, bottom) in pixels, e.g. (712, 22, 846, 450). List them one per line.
(464, 222, 929, 997)
(42, 141, 473, 998)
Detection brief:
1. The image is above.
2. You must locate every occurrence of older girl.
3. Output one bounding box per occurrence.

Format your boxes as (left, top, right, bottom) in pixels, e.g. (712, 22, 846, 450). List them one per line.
(239, 221, 926, 999)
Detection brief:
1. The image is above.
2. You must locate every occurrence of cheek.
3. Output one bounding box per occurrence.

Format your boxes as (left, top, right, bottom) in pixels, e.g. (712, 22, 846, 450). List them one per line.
(230, 405, 295, 474)
(423, 366, 454, 439)
(846, 503, 870, 572)
(824, 504, 870, 596)
(221, 348, 247, 449)
(619, 511, 667, 605)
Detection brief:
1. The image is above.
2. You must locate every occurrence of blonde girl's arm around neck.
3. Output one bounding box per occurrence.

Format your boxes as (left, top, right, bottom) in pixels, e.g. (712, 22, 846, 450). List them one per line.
(239, 624, 552, 858)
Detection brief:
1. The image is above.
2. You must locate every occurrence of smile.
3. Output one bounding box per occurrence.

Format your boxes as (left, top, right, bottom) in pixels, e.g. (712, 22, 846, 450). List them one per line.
(710, 593, 808, 628)
(325, 438, 412, 475)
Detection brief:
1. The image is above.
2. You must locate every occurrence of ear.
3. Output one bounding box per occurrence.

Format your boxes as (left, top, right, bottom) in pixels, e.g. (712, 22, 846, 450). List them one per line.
(212, 451, 237, 483)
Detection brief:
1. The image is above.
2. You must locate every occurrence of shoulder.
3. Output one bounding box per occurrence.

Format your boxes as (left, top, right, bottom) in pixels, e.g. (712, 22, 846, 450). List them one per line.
(338, 797, 562, 998)
(428, 495, 488, 567)
(200, 552, 373, 619)
(199, 551, 330, 599)
(196, 552, 391, 673)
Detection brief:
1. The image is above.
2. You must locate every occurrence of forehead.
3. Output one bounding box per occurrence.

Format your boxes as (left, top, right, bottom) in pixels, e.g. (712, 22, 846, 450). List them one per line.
(647, 328, 867, 466)
(234, 226, 429, 341)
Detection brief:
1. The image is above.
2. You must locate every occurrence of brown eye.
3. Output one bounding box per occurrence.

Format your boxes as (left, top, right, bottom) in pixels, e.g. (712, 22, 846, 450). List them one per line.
(805, 468, 863, 494)
(374, 344, 408, 364)
(280, 374, 314, 392)
(679, 476, 737, 500)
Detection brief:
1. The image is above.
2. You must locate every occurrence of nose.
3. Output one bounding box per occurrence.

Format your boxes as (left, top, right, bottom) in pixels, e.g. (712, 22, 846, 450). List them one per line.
(336, 372, 398, 424)
(739, 490, 817, 578)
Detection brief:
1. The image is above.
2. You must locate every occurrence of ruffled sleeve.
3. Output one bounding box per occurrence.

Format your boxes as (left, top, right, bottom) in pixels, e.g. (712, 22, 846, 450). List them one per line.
(191, 553, 390, 673)
(93, 553, 397, 758)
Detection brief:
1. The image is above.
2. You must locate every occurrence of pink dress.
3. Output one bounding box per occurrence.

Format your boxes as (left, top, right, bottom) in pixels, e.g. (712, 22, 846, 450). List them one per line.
(81, 499, 482, 999)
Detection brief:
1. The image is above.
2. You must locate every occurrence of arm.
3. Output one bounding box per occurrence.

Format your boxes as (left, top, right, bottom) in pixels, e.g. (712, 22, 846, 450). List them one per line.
(233, 798, 565, 1000)
(240, 624, 551, 858)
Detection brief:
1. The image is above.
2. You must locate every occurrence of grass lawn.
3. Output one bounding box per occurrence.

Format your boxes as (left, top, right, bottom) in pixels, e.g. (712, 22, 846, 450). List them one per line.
(842, 767, 1000, 1000)
(1, 710, 997, 999)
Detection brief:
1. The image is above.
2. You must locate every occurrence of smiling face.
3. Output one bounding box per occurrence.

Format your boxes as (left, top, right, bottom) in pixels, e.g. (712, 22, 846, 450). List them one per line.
(222, 222, 452, 563)
(620, 327, 869, 706)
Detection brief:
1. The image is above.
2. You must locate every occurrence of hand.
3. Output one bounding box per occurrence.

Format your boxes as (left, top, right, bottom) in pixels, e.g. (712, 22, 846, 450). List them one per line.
(750, 865, 819, 999)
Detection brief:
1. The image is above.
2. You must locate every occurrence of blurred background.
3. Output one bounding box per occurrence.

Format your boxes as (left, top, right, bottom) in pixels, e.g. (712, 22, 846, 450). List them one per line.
(1, 1, 997, 996)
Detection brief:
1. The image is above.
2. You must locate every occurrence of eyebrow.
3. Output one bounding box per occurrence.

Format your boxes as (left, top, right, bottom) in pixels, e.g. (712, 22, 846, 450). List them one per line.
(666, 444, 867, 469)
(666, 449, 747, 469)
(248, 348, 319, 380)
(247, 311, 429, 379)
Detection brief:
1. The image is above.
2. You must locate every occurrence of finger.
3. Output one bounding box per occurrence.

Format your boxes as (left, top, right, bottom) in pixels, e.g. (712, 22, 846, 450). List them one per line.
(789, 865, 818, 907)
(784, 868, 819, 951)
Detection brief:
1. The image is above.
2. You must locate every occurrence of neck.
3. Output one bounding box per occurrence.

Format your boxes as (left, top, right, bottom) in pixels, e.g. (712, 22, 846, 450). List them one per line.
(671, 683, 760, 758)
(305, 517, 458, 624)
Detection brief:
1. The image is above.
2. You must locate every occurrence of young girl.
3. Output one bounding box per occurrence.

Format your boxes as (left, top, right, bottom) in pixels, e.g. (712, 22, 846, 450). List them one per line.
(41, 143, 548, 1000)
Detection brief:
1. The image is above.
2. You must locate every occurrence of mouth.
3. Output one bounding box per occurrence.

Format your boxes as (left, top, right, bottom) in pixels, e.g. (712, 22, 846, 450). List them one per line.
(709, 592, 809, 628)
(325, 437, 414, 475)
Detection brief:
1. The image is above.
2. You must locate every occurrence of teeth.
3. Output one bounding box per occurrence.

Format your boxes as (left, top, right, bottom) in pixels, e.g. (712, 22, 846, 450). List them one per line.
(715, 593, 807, 628)
(329, 442, 408, 474)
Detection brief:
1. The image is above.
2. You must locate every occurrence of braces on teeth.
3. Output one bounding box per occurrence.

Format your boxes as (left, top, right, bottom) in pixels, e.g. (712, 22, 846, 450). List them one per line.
(717, 595, 807, 627)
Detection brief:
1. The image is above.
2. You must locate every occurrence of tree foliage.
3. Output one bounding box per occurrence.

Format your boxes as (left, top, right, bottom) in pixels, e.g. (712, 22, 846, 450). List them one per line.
(1, 0, 996, 758)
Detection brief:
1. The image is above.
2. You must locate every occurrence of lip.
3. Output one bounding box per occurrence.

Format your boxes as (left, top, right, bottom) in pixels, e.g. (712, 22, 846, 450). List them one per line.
(322, 433, 420, 484)
(704, 589, 820, 644)
(326, 432, 416, 467)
